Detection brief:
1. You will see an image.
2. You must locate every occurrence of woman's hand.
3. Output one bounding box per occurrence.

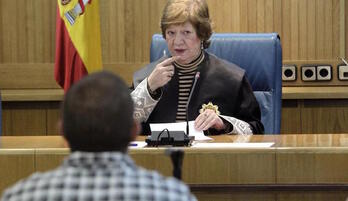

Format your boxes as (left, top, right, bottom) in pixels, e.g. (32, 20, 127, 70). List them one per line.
(147, 57, 178, 91)
(194, 109, 226, 131)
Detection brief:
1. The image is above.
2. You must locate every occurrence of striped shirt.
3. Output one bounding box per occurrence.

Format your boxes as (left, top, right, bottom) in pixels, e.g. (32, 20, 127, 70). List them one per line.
(174, 51, 204, 122)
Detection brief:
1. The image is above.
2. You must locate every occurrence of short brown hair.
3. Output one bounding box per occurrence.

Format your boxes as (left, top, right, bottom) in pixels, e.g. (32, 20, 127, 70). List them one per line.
(160, 0, 213, 48)
(62, 71, 134, 152)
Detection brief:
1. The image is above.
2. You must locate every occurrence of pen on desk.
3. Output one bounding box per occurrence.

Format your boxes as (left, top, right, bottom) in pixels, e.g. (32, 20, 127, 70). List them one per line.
(129, 143, 137, 147)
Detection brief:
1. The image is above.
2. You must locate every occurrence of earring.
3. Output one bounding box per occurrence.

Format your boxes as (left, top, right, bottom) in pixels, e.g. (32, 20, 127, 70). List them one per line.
(201, 41, 204, 49)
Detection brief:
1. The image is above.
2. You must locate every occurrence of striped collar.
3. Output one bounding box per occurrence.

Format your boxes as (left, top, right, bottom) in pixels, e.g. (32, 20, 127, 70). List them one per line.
(174, 50, 204, 72)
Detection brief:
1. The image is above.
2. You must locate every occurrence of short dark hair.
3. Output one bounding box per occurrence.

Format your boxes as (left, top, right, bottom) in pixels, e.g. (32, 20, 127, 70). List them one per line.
(62, 71, 134, 152)
(160, 0, 213, 48)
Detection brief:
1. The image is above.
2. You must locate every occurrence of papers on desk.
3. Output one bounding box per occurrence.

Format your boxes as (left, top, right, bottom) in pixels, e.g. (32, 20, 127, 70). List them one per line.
(191, 142, 274, 148)
(129, 140, 275, 148)
(150, 121, 213, 141)
(148, 122, 274, 147)
(128, 141, 147, 149)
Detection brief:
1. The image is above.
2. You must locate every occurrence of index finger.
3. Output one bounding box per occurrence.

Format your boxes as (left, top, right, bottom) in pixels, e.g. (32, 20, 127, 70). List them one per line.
(160, 56, 180, 66)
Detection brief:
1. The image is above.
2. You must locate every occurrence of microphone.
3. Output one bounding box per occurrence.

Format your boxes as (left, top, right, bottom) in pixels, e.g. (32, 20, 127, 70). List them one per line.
(145, 72, 200, 146)
(186, 72, 200, 135)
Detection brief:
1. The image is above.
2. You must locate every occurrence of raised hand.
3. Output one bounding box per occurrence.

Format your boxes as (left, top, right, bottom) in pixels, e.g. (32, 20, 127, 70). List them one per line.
(147, 56, 179, 91)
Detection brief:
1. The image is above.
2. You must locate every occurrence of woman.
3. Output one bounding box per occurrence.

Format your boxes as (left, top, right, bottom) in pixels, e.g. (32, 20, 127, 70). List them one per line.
(131, 0, 264, 135)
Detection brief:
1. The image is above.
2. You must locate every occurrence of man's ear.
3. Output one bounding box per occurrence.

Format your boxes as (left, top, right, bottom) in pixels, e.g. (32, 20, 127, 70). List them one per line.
(130, 119, 140, 141)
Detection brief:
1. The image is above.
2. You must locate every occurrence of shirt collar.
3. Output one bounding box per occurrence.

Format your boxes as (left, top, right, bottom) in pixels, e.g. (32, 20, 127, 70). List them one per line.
(63, 151, 136, 170)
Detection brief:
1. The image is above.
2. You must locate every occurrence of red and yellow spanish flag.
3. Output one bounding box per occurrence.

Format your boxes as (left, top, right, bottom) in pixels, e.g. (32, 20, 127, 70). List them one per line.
(54, 0, 102, 92)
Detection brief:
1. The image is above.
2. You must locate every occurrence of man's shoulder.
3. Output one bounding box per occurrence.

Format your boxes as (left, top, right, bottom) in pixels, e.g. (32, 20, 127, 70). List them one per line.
(1, 156, 196, 201)
(1, 171, 57, 201)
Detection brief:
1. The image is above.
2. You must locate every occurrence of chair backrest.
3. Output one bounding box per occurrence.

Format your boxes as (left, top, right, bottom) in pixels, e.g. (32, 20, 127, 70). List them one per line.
(150, 33, 282, 134)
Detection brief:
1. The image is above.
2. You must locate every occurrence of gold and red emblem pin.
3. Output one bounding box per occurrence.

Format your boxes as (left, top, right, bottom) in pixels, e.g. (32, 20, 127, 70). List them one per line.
(199, 102, 220, 115)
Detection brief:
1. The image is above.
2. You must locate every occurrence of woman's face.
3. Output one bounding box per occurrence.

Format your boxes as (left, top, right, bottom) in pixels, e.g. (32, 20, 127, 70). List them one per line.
(165, 22, 201, 64)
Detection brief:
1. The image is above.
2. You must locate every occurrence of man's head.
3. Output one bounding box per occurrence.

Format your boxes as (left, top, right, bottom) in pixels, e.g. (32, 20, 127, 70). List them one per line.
(61, 71, 137, 152)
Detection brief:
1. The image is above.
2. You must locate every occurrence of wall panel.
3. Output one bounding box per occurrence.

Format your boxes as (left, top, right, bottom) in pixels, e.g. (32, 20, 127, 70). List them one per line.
(0, 152, 35, 194)
(46, 102, 61, 135)
(256, 0, 265, 33)
(301, 100, 348, 134)
(298, 0, 307, 60)
(8, 102, 47, 136)
(346, 0, 348, 59)
(0, 0, 347, 135)
(264, 0, 274, 32)
(316, 0, 326, 59)
(0, 0, 345, 84)
(281, 100, 302, 134)
(332, 0, 341, 60)
(307, 0, 317, 60)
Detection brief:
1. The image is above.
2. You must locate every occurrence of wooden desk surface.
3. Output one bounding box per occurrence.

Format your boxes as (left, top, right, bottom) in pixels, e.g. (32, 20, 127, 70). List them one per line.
(1, 134, 348, 201)
(2, 134, 348, 149)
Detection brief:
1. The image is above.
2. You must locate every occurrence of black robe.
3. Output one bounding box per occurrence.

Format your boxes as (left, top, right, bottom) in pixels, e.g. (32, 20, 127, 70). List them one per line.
(133, 52, 264, 135)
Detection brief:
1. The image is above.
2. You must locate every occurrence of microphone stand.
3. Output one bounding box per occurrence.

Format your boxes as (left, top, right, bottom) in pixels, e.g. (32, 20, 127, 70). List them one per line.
(165, 148, 184, 180)
(186, 72, 200, 135)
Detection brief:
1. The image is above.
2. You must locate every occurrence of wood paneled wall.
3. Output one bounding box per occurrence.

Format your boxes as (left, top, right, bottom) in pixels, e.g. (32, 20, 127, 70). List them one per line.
(2, 102, 60, 136)
(0, 0, 346, 87)
(282, 99, 348, 134)
(0, 0, 347, 135)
